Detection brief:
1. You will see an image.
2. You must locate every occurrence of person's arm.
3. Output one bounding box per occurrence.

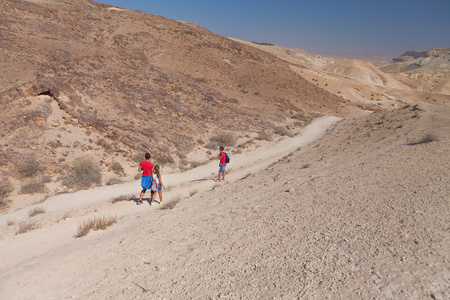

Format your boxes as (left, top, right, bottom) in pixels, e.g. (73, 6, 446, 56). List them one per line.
(158, 173, 165, 188)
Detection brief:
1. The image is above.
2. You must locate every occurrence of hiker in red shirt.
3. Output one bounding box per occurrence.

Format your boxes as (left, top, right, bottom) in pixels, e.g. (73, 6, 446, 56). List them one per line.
(216, 146, 227, 182)
(137, 152, 154, 204)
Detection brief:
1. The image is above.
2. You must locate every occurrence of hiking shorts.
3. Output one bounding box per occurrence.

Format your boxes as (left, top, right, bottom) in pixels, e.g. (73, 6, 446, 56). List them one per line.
(219, 165, 226, 173)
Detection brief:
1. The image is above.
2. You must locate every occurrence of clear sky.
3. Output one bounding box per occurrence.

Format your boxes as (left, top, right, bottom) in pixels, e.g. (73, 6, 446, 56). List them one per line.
(95, 0, 450, 57)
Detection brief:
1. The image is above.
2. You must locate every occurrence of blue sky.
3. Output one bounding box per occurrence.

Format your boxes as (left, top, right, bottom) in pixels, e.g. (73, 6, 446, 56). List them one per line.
(95, 0, 450, 57)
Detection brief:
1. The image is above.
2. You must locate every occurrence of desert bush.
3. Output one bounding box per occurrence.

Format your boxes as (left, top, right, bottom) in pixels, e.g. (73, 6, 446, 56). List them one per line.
(111, 194, 133, 204)
(257, 130, 273, 141)
(28, 206, 46, 218)
(20, 178, 46, 194)
(0, 180, 13, 208)
(16, 220, 40, 235)
(274, 126, 295, 137)
(190, 161, 205, 168)
(106, 177, 122, 186)
(6, 219, 15, 226)
(76, 216, 117, 237)
(18, 157, 40, 178)
(407, 134, 439, 145)
(161, 196, 181, 210)
(61, 212, 71, 221)
(134, 173, 142, 180)
(237, 139, 254, 149)
(195, 77, 208, 84)
(189, 189, 199, 197)
(207, 133, 236, 149)
(110, 162, 125, 176)
(96, 139, 111, 150)
(132, 152, 147, 163)
(63, 156, 102, 189)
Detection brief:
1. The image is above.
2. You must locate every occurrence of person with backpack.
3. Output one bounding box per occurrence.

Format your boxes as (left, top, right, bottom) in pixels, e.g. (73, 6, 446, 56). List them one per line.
(150, 165, 165, 205)
(216, 146, 229, 182)
(138, 152, 154, 205)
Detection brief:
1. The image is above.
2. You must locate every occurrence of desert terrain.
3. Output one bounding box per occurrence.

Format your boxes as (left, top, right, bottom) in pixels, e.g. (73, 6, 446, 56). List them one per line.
(0, 0, 449, 299)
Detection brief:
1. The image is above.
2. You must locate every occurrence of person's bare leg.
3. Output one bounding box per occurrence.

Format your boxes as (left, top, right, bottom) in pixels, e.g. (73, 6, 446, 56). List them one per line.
(138, 192, 144, 203)
(158, 190, 163, 203)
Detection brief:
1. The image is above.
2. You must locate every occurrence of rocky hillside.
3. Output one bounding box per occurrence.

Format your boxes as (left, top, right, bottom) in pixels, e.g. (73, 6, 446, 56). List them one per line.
(0, 0, 348, 191)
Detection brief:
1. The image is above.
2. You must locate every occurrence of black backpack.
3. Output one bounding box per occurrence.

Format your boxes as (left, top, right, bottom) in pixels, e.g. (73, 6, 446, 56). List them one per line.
(224, 152, 230, 163)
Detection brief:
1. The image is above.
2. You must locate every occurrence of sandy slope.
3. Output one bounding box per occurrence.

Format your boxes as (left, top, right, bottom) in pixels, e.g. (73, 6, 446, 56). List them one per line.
(0, 116, 339, 269)
(0, 104, 448, 299)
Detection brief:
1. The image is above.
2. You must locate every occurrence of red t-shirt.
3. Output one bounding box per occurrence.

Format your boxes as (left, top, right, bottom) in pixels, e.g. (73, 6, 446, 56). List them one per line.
(219, 152, 227, 166)
(140, 161, 154, 177)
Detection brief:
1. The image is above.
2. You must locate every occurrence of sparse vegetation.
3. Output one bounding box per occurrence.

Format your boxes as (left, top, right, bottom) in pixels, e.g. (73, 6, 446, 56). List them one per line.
(0, 179, 13, 208)
(6, 219, 15, 226)
(112, 194, 133, 204)
(18, 157, 40, 178)
(195, 77, 208, 84)
(257, 130, 273, 141)
(62, 156, 102, 189)
(106, 177, 122, 186)
(190, 161, 205, 168)
(76, 216, 117, 237)
(28, 206, 46, 218)
(16, 220, 40, 235)
(110, 162, 125, 176)
(161, 196, 181, 210)
(274, 126, 295, 137)
(207, 133, 236, 149)
(189, 189, 199, 197)
(134, 173, 142, 180)
(20, 178, 47, 194)
(408, 134, 439, 145)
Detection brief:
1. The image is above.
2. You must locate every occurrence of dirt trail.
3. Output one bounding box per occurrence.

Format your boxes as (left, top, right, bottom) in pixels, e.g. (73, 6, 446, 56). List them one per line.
(0, 115, 340, 269)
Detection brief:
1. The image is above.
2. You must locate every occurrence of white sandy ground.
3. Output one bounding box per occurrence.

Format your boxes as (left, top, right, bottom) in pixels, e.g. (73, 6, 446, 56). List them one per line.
(0, 104, 448, 299)
(0, 116, 340, 269)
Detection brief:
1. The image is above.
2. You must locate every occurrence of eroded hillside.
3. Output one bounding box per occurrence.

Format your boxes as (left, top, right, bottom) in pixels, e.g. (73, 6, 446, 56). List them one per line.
(0, 0, 348, 200)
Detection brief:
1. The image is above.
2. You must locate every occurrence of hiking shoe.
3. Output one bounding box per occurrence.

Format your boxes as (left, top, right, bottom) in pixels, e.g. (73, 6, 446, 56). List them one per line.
(150, 202, 157, 206)
(137, 201, 142, 205)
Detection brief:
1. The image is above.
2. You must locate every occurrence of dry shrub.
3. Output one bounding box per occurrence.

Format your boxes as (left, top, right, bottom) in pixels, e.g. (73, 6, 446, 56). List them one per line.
(189, 189, 199, 197)
(63, 156, 102, 189)
(257, 130, 273, 141)
(274, 126, 295, 137)
(190, 161, 205, 168)
(408, 134, 439, 145)
(76, 216, 117, 237)
(208, 133, 236, 148)
(134, 173, 142, 180)
(18, 157, 40, 178)
(20, 178, 47, 194)
(161, 196, 181, 210)
(61, 212, 71, 221)
(106, 177, 122, 186)
(6, 219, 15, 226)
(16, 220, 40, 235)
(28, 206, 46, 218)
(112, 194, 133, 204)
(110, 162, 125, 176)
(132, 152, 147, 163)
(0, 179, 13, 208)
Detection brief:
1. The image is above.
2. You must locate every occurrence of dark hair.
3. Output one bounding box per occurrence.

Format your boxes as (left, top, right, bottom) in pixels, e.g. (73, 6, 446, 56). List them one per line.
(154, 165, 160, 176)
(219, 146, 224, 151)
(145, 152, 151, 159)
